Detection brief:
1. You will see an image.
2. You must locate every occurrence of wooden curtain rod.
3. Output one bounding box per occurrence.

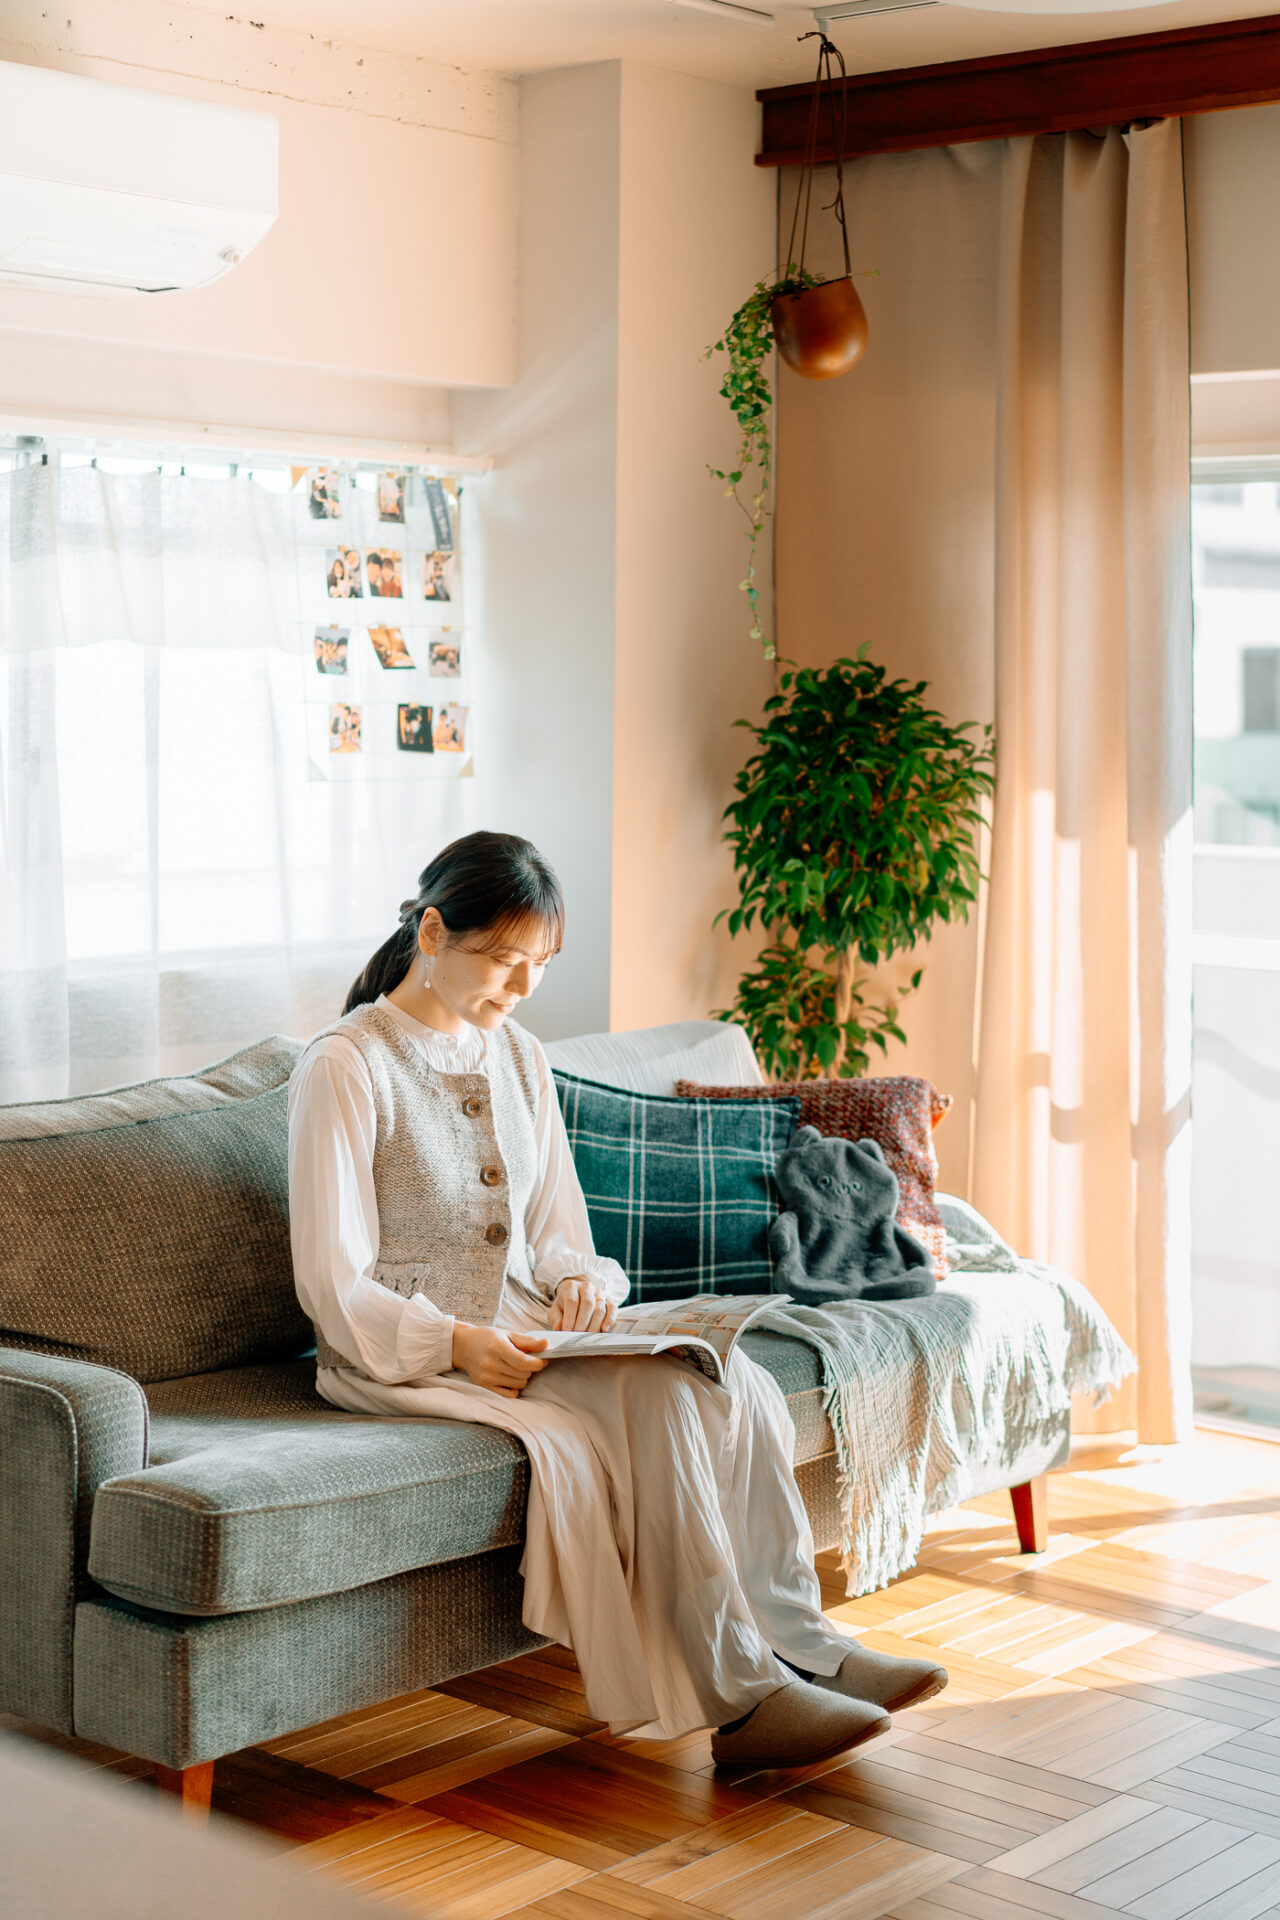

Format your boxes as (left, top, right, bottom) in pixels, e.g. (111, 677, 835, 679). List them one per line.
(756, 11, 1280, 164)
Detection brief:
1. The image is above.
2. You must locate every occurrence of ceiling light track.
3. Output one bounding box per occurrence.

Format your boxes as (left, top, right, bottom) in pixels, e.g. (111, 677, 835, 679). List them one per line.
(814, 0, 938, 22)
(672, 0, 778, 28)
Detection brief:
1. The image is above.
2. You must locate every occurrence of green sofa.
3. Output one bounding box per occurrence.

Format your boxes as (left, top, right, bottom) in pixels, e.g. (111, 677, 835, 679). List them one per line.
(0, 1018, 1061, 1805)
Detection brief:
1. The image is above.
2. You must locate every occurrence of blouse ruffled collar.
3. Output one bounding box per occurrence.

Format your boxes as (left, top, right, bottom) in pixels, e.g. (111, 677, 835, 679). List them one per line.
(375, 994, 489, 1073)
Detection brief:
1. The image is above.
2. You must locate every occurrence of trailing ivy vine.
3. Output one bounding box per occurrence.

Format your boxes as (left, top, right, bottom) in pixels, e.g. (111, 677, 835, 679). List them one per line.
(703, 265, 817, 660)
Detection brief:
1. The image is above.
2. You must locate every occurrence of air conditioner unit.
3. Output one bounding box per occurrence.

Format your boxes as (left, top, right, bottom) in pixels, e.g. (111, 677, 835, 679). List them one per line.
(0, 60, 278, 296)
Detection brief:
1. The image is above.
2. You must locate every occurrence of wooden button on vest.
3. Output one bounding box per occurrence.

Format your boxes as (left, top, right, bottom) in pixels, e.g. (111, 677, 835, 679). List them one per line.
(462, 1095, 483, 1117)
(480, 1166, 502, 1187)
(485, 1223, 509, 1246)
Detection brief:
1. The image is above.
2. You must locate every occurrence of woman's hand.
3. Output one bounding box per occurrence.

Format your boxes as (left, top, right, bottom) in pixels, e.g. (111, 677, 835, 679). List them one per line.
(452, 1324, 548, 1397)
(552, 1275, 617, 1332)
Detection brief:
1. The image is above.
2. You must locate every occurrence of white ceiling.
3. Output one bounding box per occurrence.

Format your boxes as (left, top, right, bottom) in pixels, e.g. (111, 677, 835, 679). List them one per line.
(202, 0, 1280, 90)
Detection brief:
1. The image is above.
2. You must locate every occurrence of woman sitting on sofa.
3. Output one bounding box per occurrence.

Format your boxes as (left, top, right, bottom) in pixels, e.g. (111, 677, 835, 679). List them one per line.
(287, 830, 947, 1767)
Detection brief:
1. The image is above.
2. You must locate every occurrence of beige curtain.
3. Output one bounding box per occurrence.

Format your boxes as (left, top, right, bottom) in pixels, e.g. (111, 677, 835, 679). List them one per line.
(972, 122, 1193, 1442)
(777, 122, 1193, 1443)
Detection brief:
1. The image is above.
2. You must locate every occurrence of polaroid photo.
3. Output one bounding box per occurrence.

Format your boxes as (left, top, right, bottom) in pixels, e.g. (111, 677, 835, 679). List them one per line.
(377, 471, 406, 523)
(308, 467, 342, 519)
(433, 703, 468, 753)
(366, 548, 403, 598)
(397, 703, 434, 753)
(421, 550, 456, 602)
(329, 703, 362, 754)
(429, 638, 460, 678)
(314, 625, 349, 674)
(421, 476, 456, 552)
(368, 625, 416, 670)
(326, 547, 363, 598)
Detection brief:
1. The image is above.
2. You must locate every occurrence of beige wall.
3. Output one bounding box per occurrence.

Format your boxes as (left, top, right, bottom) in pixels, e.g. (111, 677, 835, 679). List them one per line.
(1186, 103, 1280, 379)
(0, 3, 519, 438)
(775, 146, 1001, 1190)
(1185, 102, 1280, 453)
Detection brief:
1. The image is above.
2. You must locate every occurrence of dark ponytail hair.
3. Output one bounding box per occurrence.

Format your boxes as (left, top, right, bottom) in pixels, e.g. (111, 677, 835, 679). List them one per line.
(343, 831, 565, 1014)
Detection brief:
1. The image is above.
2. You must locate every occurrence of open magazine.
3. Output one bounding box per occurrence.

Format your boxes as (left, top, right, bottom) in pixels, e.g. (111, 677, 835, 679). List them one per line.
(535, 1294, 787, 1385)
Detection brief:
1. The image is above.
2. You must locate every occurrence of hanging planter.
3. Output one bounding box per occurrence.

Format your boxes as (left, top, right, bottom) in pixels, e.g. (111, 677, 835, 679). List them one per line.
(772, 35, 867, 381)
(771, 275, 868, 382)
(705, 33, 868, 655)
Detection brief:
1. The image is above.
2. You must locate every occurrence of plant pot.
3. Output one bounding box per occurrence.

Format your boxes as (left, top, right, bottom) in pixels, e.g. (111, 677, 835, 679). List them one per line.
(771, 277, 868, 381)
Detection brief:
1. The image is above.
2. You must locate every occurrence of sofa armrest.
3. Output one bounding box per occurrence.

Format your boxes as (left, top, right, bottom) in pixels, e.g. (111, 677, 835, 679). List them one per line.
(0, 1348, 148, 1732)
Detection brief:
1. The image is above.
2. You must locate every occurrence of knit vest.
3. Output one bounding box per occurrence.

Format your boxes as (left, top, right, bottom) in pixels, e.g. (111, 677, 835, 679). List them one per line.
(311, 1001, 541, 1375)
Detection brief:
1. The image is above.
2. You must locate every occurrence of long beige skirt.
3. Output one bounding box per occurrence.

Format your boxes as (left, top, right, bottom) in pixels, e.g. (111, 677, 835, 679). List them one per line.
(318, 1346, 853, 1739)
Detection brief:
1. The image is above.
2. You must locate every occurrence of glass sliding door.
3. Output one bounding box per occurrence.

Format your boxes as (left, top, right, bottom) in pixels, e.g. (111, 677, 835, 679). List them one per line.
(1192, 467, 1280, 1426)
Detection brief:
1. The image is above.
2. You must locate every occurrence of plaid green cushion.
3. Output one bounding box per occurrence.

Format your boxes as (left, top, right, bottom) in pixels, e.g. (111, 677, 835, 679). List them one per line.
(552, 1072, 800, 1302)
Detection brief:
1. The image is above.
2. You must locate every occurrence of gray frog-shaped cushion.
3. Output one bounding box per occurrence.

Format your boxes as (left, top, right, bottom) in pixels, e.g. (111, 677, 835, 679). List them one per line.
(769, 1125, 936, 1305)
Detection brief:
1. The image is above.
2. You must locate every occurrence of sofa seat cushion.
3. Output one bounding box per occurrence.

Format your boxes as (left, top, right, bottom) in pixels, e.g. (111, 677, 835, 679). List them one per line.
(88, 1362, 533, 1617)
(86, 1336, 834, 1618)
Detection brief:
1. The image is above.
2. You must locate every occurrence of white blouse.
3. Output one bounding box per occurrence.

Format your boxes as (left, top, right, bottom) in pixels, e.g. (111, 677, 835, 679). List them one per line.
(287, 996, 630, 1386)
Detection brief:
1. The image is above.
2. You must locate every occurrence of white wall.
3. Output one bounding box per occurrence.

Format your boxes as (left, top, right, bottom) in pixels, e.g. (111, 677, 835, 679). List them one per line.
(457, 60, 776, 1041)
(0, 3, 519, 439)
(612, 65, 775, 1031)
(454, 64, 622, 1041)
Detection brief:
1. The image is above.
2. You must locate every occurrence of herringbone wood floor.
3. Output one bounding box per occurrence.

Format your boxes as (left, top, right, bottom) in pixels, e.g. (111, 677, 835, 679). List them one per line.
(9, 1426, 1280, 1920)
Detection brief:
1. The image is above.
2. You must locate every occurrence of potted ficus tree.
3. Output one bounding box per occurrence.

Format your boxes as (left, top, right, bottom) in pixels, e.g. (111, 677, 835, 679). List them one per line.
(715, 652, 995, 1080)
(705, 35, 867, 656)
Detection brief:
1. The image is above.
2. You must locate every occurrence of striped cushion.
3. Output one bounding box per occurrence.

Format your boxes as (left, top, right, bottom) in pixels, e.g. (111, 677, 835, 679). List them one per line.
(552, 1072, 799, 1302)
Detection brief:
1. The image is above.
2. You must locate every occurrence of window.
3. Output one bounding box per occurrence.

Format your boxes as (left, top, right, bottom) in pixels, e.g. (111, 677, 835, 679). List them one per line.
(1191, 468, 1280, 1428)
(0, 434, 476, 1099)
(1193, 478, 1280, 845)
(1243, 648, 1280, 734)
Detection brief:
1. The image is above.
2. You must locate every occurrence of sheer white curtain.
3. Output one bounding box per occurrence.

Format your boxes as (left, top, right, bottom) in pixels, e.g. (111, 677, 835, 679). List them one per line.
(0, 458, 471, 1100)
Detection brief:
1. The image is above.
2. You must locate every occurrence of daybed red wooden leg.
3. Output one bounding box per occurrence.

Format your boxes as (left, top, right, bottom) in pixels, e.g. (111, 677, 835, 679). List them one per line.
(1010, 1474, 1049, 1553)
(154, 1761, 215, 1818)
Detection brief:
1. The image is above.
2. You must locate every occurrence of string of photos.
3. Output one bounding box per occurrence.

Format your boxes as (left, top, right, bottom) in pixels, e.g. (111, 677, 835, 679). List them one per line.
(297, 462, 471, 782)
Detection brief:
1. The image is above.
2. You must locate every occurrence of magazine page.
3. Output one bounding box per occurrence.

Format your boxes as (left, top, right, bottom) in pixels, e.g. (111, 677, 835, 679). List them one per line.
(535, 1295, 787, 1383)
(535, 1329, 726, 1382)
(612, 1294, 781, 1362)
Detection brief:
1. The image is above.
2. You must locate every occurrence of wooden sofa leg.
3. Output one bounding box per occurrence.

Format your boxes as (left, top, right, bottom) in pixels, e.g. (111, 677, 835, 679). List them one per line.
(154, 1761, 215, 1818)
(1010, 1474, 1049, 1553)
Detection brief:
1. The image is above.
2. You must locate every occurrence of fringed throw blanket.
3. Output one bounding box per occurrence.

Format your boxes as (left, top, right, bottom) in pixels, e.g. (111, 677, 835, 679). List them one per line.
(760, 1195, 1136, 1596)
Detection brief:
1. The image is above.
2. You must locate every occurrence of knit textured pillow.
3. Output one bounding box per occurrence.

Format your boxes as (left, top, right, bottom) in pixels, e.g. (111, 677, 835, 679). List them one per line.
(553, 1071, 800, 1302)
(675, 1075, 951, 1279)
(0, 1036, 312, 1382)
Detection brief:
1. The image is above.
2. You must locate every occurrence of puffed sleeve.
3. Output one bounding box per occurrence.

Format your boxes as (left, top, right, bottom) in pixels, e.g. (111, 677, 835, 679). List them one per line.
(523, 1040, 631, 1309)
(287, 1037, 456, 1382)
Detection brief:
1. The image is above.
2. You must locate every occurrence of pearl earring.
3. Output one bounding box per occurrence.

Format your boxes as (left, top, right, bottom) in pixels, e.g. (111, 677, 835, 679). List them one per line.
(420, 950, 435, 986)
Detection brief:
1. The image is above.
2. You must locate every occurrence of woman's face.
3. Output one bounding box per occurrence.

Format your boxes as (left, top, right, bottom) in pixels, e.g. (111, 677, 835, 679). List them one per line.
(420, 910, 552, 1029)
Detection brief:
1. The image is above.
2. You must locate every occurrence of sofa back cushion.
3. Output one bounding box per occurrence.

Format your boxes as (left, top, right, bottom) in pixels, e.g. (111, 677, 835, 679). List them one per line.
(553, 1071, 799, 1302)
(543, 1018, 763, 1097)
(0, 1036, 312, 1383)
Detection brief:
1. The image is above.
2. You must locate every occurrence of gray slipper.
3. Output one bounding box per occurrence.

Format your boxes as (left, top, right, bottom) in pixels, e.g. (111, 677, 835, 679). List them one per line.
(710, 1680, 890, 1770)
(812, 1642, 948, 1712)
